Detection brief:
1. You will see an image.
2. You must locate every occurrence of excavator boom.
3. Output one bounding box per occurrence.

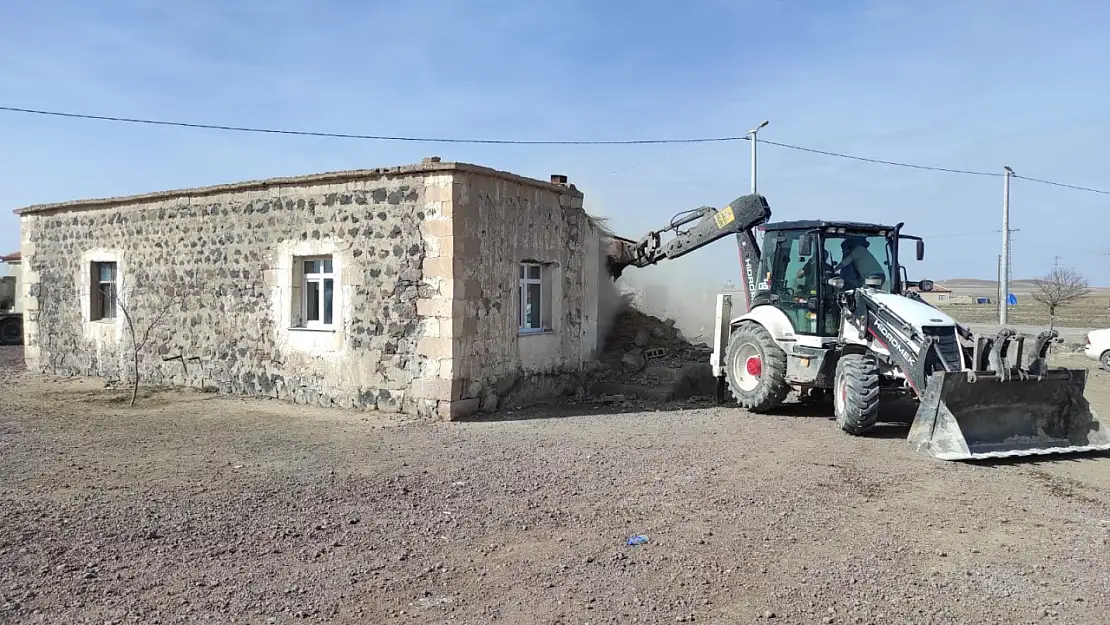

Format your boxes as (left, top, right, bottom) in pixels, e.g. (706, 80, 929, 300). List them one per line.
(605, 194, 771, 285)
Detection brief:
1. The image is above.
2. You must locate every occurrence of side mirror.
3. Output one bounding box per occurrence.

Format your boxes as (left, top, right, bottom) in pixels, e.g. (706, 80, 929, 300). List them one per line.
(916, 240, 925, 261)
(827, 277, 845, 289)
(918, 279, 934, 292)
(799, 234, 814, 257)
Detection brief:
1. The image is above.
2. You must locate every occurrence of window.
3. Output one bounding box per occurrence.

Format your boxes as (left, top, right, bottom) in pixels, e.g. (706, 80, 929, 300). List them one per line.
(518, 262, 548, 333)
(91, 261, 117, 321)
(824, 233, 893, 293)
(300, 256, 335, 329)
(756, 231, 815, 334)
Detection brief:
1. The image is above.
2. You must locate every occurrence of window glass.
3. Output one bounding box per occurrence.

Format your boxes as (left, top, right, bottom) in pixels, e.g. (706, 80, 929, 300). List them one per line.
(306, 281, 320, 321)
(825, 234, 893, 292)
(757, 230, 819, 334)
(525, 283, 541, 328)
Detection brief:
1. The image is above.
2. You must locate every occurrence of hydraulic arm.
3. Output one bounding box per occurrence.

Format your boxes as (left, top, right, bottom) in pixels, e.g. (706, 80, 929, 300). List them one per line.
(605, 194, 771, 280)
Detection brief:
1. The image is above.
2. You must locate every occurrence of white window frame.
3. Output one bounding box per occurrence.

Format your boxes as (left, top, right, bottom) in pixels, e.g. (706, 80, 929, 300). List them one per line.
(91, 261, 118, 322)
(299, 255, 336, 330)
(518, 262, 546, 334)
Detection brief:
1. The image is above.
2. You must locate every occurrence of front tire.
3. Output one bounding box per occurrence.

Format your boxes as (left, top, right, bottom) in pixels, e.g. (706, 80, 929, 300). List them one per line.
(725, 322, 790, 413)
(833, 353, 880, 434)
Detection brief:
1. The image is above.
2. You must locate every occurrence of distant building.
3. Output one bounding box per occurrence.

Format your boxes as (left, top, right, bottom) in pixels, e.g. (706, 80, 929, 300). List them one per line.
(906, 283, 953, 305)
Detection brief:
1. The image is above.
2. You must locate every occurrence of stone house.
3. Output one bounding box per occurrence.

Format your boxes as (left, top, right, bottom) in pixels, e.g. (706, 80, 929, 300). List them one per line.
(14, 158, 613, 419)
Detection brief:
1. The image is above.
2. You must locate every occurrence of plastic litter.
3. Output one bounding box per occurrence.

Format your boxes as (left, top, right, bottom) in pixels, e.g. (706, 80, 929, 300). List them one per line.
(626, 535, 649, 546)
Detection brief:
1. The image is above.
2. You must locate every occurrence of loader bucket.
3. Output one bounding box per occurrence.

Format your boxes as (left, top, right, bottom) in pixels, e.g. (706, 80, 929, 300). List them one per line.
(906, 368, 1110, 461)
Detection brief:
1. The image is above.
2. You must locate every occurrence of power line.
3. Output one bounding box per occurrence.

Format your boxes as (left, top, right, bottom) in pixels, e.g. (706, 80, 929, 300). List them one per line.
(1012, 174, 1110, 195)
(758, 139, 997, 177)
(2, 104, 1109, 195)
(0, 105, 746, 145)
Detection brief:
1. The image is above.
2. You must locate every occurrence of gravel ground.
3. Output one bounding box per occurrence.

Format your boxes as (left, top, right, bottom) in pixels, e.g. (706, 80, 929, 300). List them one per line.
(3, 346, 1110, 624)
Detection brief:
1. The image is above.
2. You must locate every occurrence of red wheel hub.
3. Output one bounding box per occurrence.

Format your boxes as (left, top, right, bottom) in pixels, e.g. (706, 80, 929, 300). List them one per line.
(745, 356, 762, 376)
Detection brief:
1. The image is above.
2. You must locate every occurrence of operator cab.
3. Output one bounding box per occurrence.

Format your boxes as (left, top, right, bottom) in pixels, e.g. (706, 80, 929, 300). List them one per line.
(753, 220, 926, 337)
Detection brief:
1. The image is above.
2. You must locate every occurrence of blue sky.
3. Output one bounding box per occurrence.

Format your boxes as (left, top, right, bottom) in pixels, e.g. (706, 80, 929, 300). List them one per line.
(1, 0, 1108, 287)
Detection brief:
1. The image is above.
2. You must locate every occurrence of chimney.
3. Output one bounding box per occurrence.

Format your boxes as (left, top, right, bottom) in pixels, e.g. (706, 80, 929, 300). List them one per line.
(550, 174, 568, 185)
(422, 156, 442, 164)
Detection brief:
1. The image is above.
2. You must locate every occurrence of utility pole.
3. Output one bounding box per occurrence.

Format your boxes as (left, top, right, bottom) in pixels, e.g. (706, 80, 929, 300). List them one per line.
(1000, 166, 1014, 326)
(749, 120, 769, 251)
(1053, 255, 1062, 270)
(997, 254, 1002, 306)
(748, 120, 769, 194)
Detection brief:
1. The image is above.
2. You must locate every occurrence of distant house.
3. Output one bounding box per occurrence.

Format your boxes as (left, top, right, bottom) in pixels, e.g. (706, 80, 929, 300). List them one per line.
(907, 283, 952, 305)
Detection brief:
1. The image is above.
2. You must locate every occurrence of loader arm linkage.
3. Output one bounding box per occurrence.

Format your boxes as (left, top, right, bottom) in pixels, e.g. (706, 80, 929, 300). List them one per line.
(843, 289, 955, 397)
(847, 287, 1109, 460)
(846, 288, 1063, 395)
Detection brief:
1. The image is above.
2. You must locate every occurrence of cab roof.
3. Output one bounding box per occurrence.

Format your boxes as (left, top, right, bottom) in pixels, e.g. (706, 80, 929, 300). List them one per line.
(763, 219, 896, 233)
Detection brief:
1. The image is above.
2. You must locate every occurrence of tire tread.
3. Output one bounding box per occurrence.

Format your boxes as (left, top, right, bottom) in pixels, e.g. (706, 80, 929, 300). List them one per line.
(834, 352, 881, 434)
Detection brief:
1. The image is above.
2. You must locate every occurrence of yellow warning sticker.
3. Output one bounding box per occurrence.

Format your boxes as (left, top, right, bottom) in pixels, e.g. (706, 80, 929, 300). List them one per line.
(714, 206, 735, 229)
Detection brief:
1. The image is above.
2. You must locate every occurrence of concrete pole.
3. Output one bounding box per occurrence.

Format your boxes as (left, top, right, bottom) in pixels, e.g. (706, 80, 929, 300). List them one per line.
(1000, 166, 1014, 326)
(748, 120, 769, 194)
(997, 254, 1002, 306)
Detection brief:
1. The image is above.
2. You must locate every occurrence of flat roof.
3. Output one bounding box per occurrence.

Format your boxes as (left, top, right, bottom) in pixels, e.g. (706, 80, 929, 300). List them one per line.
(13, 159, 584, 216)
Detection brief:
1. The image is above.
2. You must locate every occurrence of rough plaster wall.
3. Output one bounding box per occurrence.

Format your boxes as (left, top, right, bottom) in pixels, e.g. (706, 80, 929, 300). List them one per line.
(19, 174, 452, 416)
(448, 172, 599, 407)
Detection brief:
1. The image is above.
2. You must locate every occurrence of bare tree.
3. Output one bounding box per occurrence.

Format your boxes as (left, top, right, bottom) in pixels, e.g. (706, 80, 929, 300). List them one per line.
(1031, 266, 1091, 329)
(112, 279, 201, 407)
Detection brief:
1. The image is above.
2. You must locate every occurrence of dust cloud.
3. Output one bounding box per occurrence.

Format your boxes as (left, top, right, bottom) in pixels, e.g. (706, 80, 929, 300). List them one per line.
(607, 259, 729, 345)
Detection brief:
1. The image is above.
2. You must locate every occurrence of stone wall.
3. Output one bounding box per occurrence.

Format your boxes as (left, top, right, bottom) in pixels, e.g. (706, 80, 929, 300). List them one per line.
(18, 166, 463, 417)
(16, 161, 606, 419)
(439, 171, 606, 411)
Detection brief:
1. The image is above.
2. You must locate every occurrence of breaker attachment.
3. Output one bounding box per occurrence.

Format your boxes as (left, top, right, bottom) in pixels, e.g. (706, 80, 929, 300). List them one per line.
(907, 329, 1110, 460)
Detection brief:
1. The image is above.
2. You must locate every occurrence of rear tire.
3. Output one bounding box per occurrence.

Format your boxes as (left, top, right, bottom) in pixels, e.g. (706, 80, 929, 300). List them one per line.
(0, 317, 21, 346)
(833, 352, 880, 434)
(725, 322, 790, 413)
(1101, 350, 1110, 372)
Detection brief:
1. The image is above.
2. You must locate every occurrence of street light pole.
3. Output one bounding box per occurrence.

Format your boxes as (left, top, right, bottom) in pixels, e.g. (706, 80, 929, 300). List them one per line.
(748, 120, 769, 194)
(1000, 166, 1014, 326)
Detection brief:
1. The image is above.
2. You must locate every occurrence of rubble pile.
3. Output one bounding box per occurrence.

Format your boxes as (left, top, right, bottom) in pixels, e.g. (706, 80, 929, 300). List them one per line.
(588, 296, 717, 402)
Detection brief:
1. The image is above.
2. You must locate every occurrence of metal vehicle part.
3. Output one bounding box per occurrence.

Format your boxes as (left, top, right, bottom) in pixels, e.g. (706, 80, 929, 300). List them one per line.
(610, 193, 1107, 461)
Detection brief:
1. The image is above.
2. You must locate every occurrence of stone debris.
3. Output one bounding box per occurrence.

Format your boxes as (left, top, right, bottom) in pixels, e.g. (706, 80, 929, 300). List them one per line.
(589, 296, 716, 402)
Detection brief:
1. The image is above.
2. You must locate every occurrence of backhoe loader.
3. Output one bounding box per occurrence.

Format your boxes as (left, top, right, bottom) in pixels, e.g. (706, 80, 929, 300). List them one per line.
(606, 193, 1109, 461)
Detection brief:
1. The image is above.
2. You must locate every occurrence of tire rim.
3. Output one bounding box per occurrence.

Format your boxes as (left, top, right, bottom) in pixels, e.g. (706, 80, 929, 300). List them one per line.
(835, 372, 847, 415)
(732, 342, 762, 392)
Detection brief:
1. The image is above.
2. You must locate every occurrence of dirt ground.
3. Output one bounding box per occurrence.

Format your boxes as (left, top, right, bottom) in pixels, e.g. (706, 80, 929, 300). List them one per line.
(3, 346, 1110, 625)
